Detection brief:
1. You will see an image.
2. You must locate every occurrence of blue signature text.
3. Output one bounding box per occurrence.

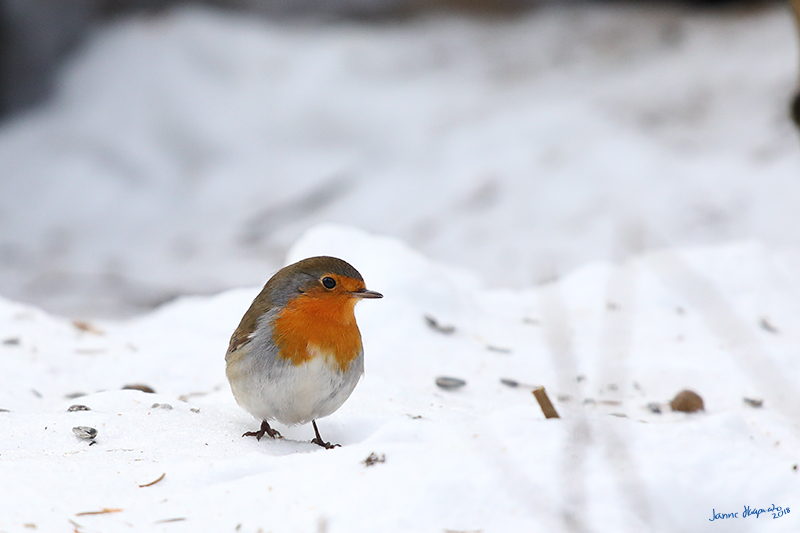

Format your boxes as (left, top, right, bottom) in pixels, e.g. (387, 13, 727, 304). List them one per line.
(710, 505, 790, 522)
(708, 509, 737, 521)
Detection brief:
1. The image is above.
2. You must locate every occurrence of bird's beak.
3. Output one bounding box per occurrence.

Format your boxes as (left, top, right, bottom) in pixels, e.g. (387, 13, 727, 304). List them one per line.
(352, 288, 383, 299)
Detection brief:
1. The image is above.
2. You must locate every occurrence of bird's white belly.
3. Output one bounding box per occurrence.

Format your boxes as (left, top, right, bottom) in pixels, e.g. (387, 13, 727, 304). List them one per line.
(230, 349, 362, 426)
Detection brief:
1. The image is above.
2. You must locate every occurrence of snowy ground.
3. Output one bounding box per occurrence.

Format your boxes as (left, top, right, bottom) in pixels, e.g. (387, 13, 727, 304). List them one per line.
(1, 224, 799, 532)
(0, 3, 798, 317)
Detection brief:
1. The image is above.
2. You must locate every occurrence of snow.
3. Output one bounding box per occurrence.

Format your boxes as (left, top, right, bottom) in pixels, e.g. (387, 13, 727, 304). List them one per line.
(1, 224, 799, 532)
(0, 3, 798, 316)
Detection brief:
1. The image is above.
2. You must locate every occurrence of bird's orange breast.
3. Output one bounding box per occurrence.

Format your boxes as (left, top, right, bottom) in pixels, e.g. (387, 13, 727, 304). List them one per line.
(272, 292, 363, 372)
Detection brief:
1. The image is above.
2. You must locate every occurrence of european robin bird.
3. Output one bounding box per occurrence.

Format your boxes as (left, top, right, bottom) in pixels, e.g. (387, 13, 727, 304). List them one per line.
(225, 256, 382, 449)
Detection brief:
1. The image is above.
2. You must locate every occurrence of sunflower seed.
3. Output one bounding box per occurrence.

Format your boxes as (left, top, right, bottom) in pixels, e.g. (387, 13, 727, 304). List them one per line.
(435, 376, 466, 390)
(72, 426, 98, 440)
(743, 397, 763, 408)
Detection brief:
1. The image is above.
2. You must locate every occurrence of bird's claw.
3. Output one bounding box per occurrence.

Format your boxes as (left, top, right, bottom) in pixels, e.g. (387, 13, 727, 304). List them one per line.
(242, 421, 282, 441)
(311, 437, 340, 449)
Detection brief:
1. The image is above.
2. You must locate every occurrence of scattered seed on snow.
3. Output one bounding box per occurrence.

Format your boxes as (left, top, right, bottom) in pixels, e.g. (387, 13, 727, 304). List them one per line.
(362, 452, 386, 467)
(486, 345, 512, 354)
(743, 397, 763, 408)
(500, 378, 537, 390)
(72, 426, 98, 440)
(122, 384, 155, 393)
(646, 402, 662, 414)
(424, 315, 456, 334)
(759, 317, 779, 334)
(151, 403, 173, 410)
(72, 320, 104, 335)
(67, 405, 91, 412)
(670, 390, 704, 413)
(435, 376, 466, 390)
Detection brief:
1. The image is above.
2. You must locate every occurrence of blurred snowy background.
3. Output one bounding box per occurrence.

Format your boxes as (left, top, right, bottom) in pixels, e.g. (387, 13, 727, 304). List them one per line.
(0, 0, 798, 317)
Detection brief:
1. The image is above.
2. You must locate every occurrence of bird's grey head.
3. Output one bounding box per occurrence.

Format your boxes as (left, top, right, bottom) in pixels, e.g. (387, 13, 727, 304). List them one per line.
(266, 256, 365, 308)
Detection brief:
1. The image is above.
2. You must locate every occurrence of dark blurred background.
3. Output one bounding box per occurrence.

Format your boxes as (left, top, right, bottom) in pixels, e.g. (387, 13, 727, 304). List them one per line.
(0, 0, 788, 120)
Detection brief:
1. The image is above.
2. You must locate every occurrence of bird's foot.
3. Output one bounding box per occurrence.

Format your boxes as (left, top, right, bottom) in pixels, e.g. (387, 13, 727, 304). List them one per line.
(242, 420, 282, 441)
(311, 437, 341, 449)
(311, 419, 340, 449)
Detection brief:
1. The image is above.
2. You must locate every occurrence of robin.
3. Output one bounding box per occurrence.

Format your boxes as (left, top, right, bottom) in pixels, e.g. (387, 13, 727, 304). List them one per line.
(225, 256, 382, 449)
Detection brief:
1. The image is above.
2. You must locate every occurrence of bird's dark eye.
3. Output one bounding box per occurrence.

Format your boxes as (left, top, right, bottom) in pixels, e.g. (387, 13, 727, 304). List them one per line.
(322, 276, 336, 289)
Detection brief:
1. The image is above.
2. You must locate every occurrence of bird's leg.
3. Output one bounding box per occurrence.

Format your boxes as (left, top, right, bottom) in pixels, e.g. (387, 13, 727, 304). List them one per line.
(310, 420, 340, 449)
(242, 420, 282, 441)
